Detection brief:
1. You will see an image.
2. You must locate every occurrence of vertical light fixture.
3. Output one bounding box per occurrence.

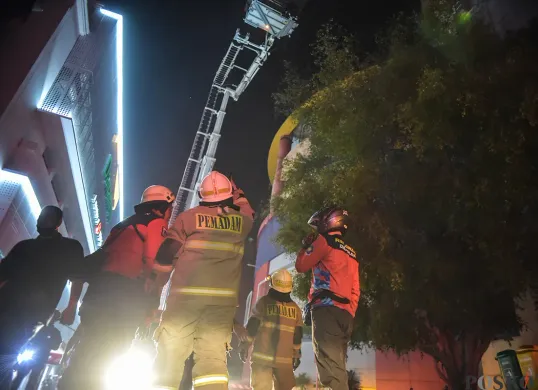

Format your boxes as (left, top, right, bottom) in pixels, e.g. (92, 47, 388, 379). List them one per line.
(100, 8, 124, 220)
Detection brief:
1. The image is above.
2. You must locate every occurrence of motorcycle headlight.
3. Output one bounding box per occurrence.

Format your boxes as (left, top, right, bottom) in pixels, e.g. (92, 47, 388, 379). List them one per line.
(17, 349, 34, 364)
(104, 346, 155, 390)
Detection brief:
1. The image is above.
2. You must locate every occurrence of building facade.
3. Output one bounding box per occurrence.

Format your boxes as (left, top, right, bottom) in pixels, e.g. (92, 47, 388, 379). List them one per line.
(0, 0, 123, 340)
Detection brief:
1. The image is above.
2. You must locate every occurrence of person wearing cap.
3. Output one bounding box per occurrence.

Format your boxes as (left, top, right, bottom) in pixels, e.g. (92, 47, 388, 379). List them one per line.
(0, 206, 84, 389)
(239, 269, 303, 390)
(58, 185, 176, 390)
(151, 171, 254, 390)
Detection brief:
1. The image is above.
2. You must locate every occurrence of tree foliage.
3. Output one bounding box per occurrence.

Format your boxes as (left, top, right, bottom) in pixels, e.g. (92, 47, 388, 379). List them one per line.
(295, 372, 313, 388)
(273, 4, 538, 389)
(347, 369, 362, 390)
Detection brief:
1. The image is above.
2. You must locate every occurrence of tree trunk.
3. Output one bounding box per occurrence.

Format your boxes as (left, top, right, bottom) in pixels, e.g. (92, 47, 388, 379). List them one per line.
(423, 330, 491, 390)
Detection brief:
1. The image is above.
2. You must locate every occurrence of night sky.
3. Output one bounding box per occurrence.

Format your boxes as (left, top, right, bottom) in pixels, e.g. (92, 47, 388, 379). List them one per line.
(102, 0, 420, 222)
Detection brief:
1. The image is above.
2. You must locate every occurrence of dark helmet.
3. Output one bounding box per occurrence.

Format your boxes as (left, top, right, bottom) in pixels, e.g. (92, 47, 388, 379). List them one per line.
(37, 206, 63, 231)
(308, 206, 350, 235)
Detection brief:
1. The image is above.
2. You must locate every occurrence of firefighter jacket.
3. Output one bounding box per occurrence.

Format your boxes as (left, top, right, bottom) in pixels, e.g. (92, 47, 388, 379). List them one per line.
(295, 233, 360, 317)
(246, 289, 303, 367)
(102, 212, 168, 280)
(164, 197, 254, 307)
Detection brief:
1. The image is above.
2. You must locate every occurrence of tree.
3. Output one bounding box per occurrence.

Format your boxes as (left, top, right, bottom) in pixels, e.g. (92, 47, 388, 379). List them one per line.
(272, 5, 538, 390)
(295, 372, 313, 389)
(347, 369, 362, 390)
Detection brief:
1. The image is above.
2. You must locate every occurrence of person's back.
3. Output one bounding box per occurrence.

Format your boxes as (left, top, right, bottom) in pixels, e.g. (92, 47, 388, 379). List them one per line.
(295, 206, 359, 390)
(168, 203, 253, 306)
(296, 233, 359, 316)
(0, 233, 83, 315)
(153, 171, 255, 390)
(241, 270, 303, 390)
(0, 206, 83, 389)
(58, 185, 176, 390)
(0, 205, 83, 335)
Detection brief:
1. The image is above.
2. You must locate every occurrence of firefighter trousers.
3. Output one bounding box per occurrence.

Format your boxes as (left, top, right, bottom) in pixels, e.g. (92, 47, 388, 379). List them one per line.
(153, 303, 235, 390)
(251, 363, 296, 390)
(312, 306, 353, 390)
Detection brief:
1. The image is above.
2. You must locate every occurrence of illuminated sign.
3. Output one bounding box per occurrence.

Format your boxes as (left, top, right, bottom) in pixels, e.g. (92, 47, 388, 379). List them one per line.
(90, 194, 103, 247)
(100, 8, 124, 220)
(103, 154, 113, 222)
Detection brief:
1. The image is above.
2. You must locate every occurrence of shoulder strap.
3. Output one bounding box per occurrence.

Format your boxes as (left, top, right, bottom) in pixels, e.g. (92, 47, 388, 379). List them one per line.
(101, 221, 145, 250)
(132, 224, 145, 243)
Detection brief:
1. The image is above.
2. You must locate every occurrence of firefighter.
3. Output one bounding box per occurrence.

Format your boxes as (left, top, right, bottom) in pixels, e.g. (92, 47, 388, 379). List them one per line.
(0, 206, 84, 389)
(239, 269, 303, 390)
(58, 185, 175, 390)
(152, 171, 254, 390)
(295, 207, 359, 390)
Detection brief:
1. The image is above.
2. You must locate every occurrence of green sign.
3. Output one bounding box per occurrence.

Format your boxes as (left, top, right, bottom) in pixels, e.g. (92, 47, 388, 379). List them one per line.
(102, 154, 113, 223)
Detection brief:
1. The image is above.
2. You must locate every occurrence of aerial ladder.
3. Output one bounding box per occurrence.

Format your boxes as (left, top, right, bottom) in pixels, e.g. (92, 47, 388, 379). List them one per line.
(159, 0, 299, 309)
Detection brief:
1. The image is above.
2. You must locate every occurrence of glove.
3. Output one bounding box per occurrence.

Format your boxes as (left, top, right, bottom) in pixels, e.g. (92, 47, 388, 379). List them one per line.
(233, 187, 245, 201)
(238, 343, 249, 363)
(301, 233, 317, 249)
(293, 358, 301, 371)
(233, 323, 249, 344)
(60, 303, 78, 326)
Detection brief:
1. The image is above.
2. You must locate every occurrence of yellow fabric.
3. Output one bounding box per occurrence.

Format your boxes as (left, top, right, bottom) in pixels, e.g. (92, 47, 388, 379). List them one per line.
(184, 240, 244, 255)
(252, 352, 293, 365)
(261, 321, 295, 333)
(193, 374, 229, 387)
(175, 287, 237, 297)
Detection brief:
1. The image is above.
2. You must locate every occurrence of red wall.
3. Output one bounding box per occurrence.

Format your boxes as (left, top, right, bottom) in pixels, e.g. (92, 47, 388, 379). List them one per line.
(375, 350, 445, 390)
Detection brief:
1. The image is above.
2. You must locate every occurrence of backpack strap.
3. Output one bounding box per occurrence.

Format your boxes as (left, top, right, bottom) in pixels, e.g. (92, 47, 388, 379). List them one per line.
(102, 221, 145, 250)
(132, 224, 146, 243)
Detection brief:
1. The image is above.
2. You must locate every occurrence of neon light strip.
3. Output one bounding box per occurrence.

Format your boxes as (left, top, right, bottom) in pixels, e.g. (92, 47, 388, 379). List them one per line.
(0, 170, 41, 219)
(60, 117, 95, 252)
(100, 8, 124, 220)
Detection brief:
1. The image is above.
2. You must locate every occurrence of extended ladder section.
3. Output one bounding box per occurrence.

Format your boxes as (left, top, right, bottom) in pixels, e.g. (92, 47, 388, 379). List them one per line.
(169, 0, 298, 225)
(171, 41, 242, 220)
(160, 1, 298, 310)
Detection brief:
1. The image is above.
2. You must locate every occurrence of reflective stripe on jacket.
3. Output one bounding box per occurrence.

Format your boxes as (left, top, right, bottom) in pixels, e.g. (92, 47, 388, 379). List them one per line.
(248, 294, 303, 367)
(166, 202, 254, 306)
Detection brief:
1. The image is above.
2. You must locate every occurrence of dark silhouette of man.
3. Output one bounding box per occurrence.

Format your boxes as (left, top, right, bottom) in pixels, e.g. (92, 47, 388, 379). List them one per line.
(0, 206, 84, 389)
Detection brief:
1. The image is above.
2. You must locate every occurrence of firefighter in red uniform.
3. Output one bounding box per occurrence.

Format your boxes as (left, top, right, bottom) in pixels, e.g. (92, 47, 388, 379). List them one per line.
(295, 207, 359, 390)
(151, 171, 254, 390)
(58, 185, 176, 390)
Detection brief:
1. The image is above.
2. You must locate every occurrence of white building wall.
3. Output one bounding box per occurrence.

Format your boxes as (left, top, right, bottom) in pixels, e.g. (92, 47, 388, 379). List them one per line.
(0, 5, 88, 253)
